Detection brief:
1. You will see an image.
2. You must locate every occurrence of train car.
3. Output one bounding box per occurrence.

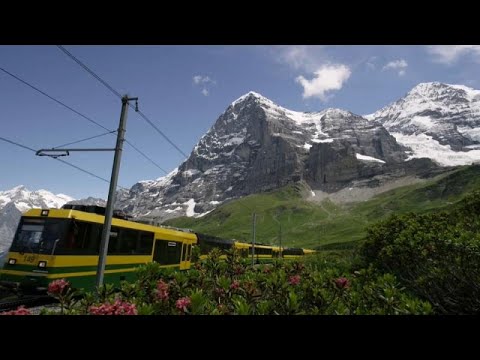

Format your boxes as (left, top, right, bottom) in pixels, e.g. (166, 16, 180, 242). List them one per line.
(0, 205, 316, 293)
(0, 205, 196, 292)
(195, 232, 314, 262)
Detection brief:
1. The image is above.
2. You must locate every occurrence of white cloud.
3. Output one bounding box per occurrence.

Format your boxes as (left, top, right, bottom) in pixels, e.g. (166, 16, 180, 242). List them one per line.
(295, 64, 351, 101)
(193, 75, 215, 85)
(279, 46, 310, 70)
(272, 45, 325, 72)
(365, 56, 377, 70)
(382, 59, 408, 76)
(193, 75, 215, 96)
(427, 45, 480, 64)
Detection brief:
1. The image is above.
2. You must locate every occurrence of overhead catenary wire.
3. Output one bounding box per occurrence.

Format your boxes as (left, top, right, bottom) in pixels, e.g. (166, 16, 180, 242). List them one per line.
(56, 45, 123, 100)
(0, 65, 167, 174)
(56, 45, 189, 159)
(0, 66, 111, 132)
(133, 108, 189, 158)
(53, 130, 117, 149)
(0, 136, 129, 191)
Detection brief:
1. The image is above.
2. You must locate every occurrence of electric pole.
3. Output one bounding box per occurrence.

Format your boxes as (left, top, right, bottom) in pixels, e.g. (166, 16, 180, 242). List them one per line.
(96, 95, 137, 288)
(279, 223, 282, 258)
(251, 212, 256, 266)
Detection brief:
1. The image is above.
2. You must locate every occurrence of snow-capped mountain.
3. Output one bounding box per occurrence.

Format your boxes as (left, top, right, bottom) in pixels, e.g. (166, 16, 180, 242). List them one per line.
(67, 197, 106, 207)
(116, 91, 436, 221)
(0, 186, 74, 251)
(5, 83, 478, 229)
(366, 82, 480, 166)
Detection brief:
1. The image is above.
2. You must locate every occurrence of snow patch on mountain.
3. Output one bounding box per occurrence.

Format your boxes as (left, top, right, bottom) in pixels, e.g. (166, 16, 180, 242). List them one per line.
(392, 132, 480, 166)
(368, 82, 480, 164)
(184, 199, 196, 217)
(356, 153, 386, 164)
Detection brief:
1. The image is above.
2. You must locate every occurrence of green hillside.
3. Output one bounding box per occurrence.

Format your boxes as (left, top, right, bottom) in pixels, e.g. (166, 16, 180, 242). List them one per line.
(165, 165, 480, 249)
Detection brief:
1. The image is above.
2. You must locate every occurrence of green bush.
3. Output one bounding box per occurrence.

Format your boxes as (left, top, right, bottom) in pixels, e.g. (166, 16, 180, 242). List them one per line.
(361, 191, 480, 314)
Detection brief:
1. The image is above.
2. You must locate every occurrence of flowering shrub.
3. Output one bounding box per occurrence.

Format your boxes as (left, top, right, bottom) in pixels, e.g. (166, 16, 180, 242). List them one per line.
(0, 306, 31, 315)
(175, 297, 191, 313)
(47, 278, 77, 314)
(361, 191, 480, 314)
(41, 248, 432, 315)
(89, 299, 138, 315)
(156, 280, 169, 301)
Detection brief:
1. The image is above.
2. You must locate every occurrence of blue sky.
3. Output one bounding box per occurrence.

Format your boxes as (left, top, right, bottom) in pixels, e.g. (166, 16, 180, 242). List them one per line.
(1, 45, 480, 199)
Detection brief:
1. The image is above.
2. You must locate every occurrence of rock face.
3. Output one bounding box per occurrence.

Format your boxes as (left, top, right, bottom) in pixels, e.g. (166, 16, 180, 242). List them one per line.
(366, 82, 480, 166)
(0, 186, 74, 251)
(116, 92, 438, 220)
(0, 202, 22, 252)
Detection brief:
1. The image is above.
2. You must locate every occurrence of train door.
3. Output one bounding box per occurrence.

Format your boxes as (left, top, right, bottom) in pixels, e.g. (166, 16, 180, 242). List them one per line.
(153, 240, 182, 267)
(179, 242, 192, 270)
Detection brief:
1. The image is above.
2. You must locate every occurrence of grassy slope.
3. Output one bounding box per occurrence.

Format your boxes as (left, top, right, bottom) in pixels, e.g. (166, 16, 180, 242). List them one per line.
(165, 165, 480, 249)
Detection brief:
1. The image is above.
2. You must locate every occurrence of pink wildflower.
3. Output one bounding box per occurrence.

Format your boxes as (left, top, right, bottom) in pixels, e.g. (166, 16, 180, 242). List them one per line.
(89, 300, 138, 315)
(47, 279, 70, 295)
(230, 280, 240, 290)
(156, 280, 170, 301)
(0, 306, 31, 315)
(335, 277, 350, 289)
(289, 275, 301, 286)
(175, 297, 191, 313)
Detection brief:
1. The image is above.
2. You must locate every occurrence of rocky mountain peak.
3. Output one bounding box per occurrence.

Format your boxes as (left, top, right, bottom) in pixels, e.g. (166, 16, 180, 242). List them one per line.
(367, 82, 480, 165)
(115, 92, 413, 221)
(0, 186, 75, 251)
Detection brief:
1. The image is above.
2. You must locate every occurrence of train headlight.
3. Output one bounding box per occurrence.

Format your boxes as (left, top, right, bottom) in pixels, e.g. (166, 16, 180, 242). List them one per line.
(41, 210, 49, 216)
(38, 261, 47, 268)
(8, 258, 16, 265)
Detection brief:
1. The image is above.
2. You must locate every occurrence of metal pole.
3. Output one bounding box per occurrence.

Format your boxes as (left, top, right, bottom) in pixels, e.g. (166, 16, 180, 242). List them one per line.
(251, 212, 256, 266)
(279, 223, 282, 258)
(95, 95, 132, 288)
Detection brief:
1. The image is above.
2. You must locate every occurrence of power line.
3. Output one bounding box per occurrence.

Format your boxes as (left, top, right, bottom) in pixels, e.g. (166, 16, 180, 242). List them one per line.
(56, 45, 189, 159)
(56, 45, 123, 100)
(55, 158, 111, 185)
(54, 130, 116, 149)
(0, 66, 111, 132)
(0, 65, 167, 174)
(134, 108, 189, 158)
(0, 135, 129, 191)
(0, 136, 36, 152)
(125, 140, 168, 173)
(53, 132, 168, 173)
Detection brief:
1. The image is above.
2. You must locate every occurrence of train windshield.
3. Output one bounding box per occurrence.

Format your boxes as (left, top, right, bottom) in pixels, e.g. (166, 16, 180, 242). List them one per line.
(10, 218, 70, 255)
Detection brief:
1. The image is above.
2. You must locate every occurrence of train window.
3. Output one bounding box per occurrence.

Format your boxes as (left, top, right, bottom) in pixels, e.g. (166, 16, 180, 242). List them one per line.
(107, 227, 120, 254)
(53, 221, 101, 255)
(11, 218, 69, 255)
(54, 221, 81, 254)
(87, 223, 102, 254)
(117, 229, 139, 255)
(138, 232, 154, 255)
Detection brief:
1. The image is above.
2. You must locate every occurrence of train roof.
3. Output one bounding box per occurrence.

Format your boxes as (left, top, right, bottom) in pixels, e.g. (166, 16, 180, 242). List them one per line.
(21, 208, 197, 240)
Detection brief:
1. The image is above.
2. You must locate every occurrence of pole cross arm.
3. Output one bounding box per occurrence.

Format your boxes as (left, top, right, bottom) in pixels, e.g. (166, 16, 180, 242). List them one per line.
(36, 148, 116, 157)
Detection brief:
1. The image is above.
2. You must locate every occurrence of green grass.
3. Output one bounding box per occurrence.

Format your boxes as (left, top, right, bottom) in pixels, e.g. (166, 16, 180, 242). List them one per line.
(165, 165, 480, 250)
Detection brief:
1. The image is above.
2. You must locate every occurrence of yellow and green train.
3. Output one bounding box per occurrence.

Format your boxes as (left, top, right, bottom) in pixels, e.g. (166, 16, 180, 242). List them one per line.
(0, 205, 314, 292)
